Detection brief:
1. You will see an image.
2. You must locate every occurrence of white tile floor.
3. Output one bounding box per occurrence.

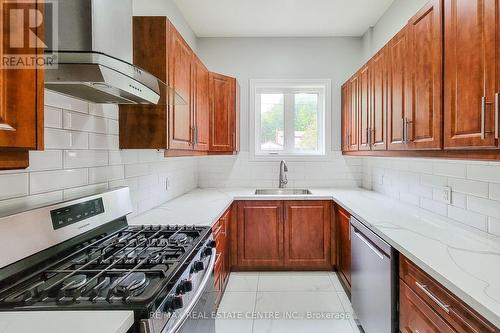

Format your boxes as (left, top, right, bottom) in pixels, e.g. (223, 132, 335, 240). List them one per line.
(216, 272, 361, 333)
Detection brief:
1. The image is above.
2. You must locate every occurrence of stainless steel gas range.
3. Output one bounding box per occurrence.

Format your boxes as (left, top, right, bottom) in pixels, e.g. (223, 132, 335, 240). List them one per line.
(0, 187, 217, 333)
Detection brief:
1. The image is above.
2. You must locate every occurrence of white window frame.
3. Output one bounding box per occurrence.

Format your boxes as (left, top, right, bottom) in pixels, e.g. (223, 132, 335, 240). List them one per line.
(250, 79, 331, 161)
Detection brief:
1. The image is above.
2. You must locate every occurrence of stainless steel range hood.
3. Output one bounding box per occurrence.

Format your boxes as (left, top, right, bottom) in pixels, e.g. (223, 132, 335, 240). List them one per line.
(44, 0, 183, 105)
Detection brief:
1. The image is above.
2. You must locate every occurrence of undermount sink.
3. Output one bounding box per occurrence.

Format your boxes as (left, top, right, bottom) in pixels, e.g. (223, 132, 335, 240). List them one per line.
(255, 189, 312, 195)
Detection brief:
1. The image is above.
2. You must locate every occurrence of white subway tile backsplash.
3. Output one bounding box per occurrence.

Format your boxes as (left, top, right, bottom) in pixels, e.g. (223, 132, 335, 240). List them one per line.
(30, 169, 88, 194)
(45, 90, 88, 113)
(467, 164, 500, 184)
(125, 164, 149, 178)
(489, 183, 500, 201)
(448, 178, 489, 198)
(0, 173, 29, 200)
(467, 196, 500, 219)
(363, 157, 500, 237)
(63, 150, 108, 168)
(488, 217, 500, 237)
(44, 106, 62, 128)
(63, 183, 109, 200)
(109, 150, 139, 165)
(45, 128, 88, 150)
(88, 104, 119, 120)
(88, 165, 124, 184)
(63, 111, 108, 134)
(0, 191, 62, 216)
(27, 150, 63, 171)
(88, 133, 119, 150)
(448, 206, 488, 231)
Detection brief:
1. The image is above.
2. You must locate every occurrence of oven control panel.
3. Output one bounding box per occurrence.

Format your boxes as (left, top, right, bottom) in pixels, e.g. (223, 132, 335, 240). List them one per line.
(50, 198, 105, 230)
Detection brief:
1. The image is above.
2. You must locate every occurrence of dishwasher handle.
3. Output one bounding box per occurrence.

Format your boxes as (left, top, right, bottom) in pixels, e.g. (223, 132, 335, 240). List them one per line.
(352, 228, 385, 260)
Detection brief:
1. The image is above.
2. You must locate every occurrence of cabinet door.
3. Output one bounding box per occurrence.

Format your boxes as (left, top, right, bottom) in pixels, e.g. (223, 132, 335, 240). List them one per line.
(0, 0, 42, 150)
(400, 280, 457, 333)
(209, 72, 236, 152)
(359, 65, 371, 151)
(168, 27, 193, 150)
(407, 0, 443, 150)
(336, 206, 351, 288)
(388, 27, 410, 150)
(341, 83, 349, 152)
(193, 57, 210, 151)
(348, 74, 359, 151)
(237, 201, 284, 268)
(283, 201, 331, 269)
(444, 0, 497, 149)
(371, 48, 388, 150)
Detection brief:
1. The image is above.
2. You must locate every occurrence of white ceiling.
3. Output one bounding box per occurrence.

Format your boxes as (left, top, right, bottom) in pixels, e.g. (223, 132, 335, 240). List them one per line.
(173, 0, 395, 37)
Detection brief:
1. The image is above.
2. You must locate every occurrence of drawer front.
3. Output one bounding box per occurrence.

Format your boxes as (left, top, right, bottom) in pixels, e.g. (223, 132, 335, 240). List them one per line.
(400, 279, 457, 333)
(400, 256, 497, 333)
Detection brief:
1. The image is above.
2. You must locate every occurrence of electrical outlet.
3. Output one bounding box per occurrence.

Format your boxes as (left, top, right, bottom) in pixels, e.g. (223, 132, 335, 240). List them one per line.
(443, 186, 452, 205)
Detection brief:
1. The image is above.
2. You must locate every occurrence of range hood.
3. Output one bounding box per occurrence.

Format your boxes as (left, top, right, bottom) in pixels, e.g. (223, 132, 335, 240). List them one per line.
(44, 0, 183, 105)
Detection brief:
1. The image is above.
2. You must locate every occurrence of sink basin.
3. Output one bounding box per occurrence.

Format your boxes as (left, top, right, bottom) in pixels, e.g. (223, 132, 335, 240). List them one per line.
(255, 189, 312, 195)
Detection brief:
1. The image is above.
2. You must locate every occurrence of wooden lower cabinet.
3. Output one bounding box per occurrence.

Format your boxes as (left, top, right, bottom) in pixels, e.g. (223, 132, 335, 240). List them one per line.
(236, 201, 284, 269)
(400, 279, 456, 333)
(283, 201, 331, 268)
(213, 206, 231, 307)
(234, 200, 332, 270)
(400, 256, 498, 333)
(335, 205, 351, 291)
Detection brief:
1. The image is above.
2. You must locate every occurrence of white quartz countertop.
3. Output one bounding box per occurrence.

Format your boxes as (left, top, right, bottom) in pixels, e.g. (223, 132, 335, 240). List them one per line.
(0, 311, 134, 333)
(130, 187, 500, 328)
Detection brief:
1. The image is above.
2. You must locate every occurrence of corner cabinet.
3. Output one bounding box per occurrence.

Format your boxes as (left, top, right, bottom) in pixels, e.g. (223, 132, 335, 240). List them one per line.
(0, 0, 44, 170)
(119, 16, 239, 156)
(234, 200, 332, 270)
(335, 205, 351, 292)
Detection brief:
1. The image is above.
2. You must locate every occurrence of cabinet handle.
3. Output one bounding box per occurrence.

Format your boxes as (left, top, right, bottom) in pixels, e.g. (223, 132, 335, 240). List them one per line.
(402, 119, 406, 143)
(0, 124, 15, 131)
(415, 281, 450, 313)
(405, 119, 413, 143)
(481, 97, 488, 140)
(495, 93, 499, 140)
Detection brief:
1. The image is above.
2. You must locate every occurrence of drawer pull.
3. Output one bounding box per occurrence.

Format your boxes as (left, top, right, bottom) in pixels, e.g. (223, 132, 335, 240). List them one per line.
(415, 281, 450, 313)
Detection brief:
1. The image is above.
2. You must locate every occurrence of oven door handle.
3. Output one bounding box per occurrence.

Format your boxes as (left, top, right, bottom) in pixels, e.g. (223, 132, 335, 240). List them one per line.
(163, 248, 217, 333)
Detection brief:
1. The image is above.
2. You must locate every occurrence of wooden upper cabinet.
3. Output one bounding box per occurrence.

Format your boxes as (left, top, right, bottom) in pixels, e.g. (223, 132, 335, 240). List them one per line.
(193, 56, 210, 151)
(348, 74, 359, 151)
(237, 201, 284, 268)
(283, 201, 331, 269)
(209, 72, 238, 153)
(371, 47, 388, 150)
(120, 17, 168, 150)
(388, 26, 410, 150)
(407, 0, 443, 150)
(0, 0, 44, 169)
(341, 83, 349, 152)
(444, 0, 497, 149)
(359, 65, 371, 151)
(168, 27, 193, 151)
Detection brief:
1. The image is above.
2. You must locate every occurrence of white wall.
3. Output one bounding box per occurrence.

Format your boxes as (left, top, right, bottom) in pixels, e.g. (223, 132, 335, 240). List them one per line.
(132, 0, 198, 51)
(197, 37, 363, 151)
(0, 91, 199, 218)
(195, 37, 364, 188)
(361, 0, 429, 61)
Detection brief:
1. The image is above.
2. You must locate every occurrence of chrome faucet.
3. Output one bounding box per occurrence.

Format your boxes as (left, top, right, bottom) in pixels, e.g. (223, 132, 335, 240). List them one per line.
(279, 160, 288, 188)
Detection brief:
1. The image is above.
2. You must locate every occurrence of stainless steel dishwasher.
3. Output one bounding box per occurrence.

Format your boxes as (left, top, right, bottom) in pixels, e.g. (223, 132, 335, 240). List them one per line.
(350, 217, 398, 333)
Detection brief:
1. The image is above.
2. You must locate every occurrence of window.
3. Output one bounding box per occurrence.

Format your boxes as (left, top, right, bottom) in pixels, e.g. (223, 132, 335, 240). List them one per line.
(251, 79, 330, 157)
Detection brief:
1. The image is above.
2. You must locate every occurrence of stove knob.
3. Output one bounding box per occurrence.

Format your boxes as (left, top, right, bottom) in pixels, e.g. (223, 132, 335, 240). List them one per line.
(178, 279, 193, 294)
(193, 260, 204, 272)
(207, 240, 217, 248)
(171, 295, 183, 310)
(203, 247, 213, 257)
